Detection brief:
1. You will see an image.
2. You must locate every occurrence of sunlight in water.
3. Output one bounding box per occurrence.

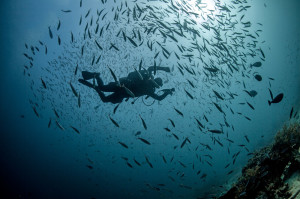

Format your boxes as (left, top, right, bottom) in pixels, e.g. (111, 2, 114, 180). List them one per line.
(202, 0, 216, 10)
(173, 0, 220, 23)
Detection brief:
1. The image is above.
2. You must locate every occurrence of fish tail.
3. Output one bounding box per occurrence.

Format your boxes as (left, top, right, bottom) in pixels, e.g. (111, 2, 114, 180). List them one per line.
(268, 100, 271, 106)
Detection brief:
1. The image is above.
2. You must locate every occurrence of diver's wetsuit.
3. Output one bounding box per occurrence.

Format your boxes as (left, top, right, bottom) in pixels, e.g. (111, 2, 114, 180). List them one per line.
(78, 66, 174, 104)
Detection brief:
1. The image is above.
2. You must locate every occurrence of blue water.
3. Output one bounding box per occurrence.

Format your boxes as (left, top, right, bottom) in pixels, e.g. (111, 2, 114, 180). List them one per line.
(0, 0, 299, 198)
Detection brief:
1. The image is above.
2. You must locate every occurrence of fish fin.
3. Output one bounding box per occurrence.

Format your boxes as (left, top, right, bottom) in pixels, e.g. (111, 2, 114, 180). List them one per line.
(268, 88, 273, 100)
(268, 100, 271, 106)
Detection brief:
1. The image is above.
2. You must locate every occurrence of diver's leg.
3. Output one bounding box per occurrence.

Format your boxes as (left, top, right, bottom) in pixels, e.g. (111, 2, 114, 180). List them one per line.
(78, 79, 94, 88)
(81, 73, 105, 88)
(104, 93, 124, 104)
(95, 89, 110, 103)
(82, 71, 100, 80)
(98, 82, 120, 92)
(95, 75, 104, 86)
(79, 79, 121, 103)
(96, 89, 123, 104)
(80, 73, 114, 91)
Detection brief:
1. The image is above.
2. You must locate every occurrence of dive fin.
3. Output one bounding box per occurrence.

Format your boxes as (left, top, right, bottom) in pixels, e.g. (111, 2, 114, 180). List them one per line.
(82, 71, 99, 80)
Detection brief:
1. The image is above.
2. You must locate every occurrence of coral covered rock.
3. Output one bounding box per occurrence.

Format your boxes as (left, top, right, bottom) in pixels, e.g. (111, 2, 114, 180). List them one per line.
(218, 122, 300, 199)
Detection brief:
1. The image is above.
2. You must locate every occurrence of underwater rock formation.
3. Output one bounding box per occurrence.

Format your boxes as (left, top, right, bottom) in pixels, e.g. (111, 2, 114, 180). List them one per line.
(218, 122, 300, 199)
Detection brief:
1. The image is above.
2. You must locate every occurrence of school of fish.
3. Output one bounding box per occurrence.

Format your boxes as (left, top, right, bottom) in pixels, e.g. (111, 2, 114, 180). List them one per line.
(21, 0, 296, 198)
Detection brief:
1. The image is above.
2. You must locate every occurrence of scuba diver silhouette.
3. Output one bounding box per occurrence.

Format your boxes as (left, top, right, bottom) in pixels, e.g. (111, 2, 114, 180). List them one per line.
(78, 66, 174, 104)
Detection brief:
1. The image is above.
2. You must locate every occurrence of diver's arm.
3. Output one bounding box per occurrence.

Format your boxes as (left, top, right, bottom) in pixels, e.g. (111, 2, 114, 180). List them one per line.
(147, 66, 171, 73)
(148, 88, 174, 101)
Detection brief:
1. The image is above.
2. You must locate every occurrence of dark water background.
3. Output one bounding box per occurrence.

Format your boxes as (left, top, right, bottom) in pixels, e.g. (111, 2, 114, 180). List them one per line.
(0, 0, 299, 198)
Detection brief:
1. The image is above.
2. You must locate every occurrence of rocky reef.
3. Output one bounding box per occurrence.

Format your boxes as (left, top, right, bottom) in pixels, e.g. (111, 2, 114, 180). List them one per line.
(218, 122, 300, 199)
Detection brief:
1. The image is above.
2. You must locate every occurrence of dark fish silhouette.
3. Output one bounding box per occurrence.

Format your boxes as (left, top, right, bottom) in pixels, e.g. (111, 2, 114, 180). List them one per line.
(78, 93, 81, 108)
(195, 118, 204, 128)
(57, 35, 61, 45)
(134, 159, 141, 166)
(172, 133, 179, 140)
(213, 102, 224, 114)
(138, 138, 151, 145)
(135, 131, 141, 136)
(74, 64, 78, 75)
(244, 116, 252, 121)
(181, 138, 190, 148)
(290, 107, 294, 119)
(227, 170, 234, 175)
(70, 82, 78, 97)
(251, 62, 262, 67)
(55, 120, 64, 131)
(109, 115, 119, 127)
(259, 48, 265, 58)
(119, 142, 128, 149)
(268, 90, 283, 105)
(254, 74, 262, 81)
(70, 126, 80, 134)
(164, 127, 170, 132)
(48, 26, 53, 39)
(208, 129, 223, 134)
(126, 162, 133, 168)
(204, 67, 219, 73)
(184, 89, 194, 99)
(108, 67, 120, 86)
(32, 106, 39, 118)
(48, 119, 51, 128)
(268, 88, 273, 100)
(168, 119, 175, 127)
(53, 109, 59, 118)
(244, 135, 250, 143)
(127, 36, 138, 47)
(161, 155, 167, 164)
(145, 156, 153, 168)
(174, 107, 183, 117)
(57, 20, 61, 30)
(244, 90, 257, 97)
(95, 40, 103, 50)
(61, 10, 72, 13)
(41, 78, 47, 89)
(139, 115, 147, 130)
(246, 101, 255, 110)
(213, 90, 224, 100)
(113, 103, 120, 114)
